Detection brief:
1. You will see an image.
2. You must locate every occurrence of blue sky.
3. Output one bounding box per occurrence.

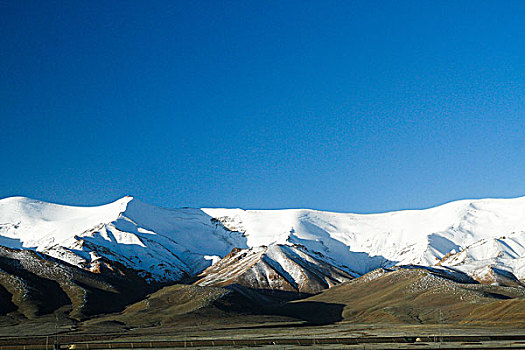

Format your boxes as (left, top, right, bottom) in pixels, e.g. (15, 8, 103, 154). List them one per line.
(1, 1, 525, 213)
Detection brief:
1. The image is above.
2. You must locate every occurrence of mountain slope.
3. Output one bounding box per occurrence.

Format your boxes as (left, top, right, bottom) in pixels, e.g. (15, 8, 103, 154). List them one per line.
(1, 195, 525, 287)
(287, 267, 525, 325)
(0, 196, 247, 282)
(95, 284, 275, 328)
(203, 197, 525, 280)
(0, 245, 156, 320)
(195, 245, 353, 294)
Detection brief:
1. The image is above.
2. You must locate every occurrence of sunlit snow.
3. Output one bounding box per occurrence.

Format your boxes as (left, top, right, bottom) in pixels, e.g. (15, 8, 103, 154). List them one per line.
(0, 195, 524, 282)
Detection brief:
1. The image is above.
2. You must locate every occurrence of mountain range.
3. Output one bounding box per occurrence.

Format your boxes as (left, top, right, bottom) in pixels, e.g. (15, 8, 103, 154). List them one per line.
(0, 195, 524, 325)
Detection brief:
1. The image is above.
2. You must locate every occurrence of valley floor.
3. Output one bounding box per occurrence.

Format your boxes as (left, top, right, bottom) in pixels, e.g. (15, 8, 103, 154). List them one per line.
(0, 320, 524, 349)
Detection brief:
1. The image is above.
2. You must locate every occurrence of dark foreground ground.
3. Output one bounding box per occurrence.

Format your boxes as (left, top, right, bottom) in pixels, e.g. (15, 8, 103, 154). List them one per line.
(0, 319, 524, 349)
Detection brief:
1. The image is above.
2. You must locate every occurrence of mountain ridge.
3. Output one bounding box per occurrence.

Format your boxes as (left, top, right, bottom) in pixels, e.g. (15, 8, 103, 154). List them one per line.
(1, 194, 524, 287)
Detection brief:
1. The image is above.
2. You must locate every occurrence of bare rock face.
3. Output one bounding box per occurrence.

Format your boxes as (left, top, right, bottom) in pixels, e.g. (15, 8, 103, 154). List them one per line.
(195, 245, 354, 294)
(471, 266, 523, 287)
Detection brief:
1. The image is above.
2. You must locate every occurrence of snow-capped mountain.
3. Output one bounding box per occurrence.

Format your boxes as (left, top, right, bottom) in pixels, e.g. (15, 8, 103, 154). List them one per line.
(0, 195, 524, 287)
(202, 197, 525, 282)
(0, 196, 246, 282)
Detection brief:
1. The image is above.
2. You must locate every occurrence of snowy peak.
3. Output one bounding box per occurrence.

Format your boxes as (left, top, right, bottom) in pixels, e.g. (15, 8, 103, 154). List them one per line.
(0, 196, 131, 249)
(1, 195, 525, 286)
(0, 196, 246, 281)
(204, 197, 525, 280)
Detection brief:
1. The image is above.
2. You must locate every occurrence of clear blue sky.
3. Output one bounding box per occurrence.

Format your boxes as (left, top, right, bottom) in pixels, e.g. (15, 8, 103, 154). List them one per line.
(1, 1, 525, 213)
